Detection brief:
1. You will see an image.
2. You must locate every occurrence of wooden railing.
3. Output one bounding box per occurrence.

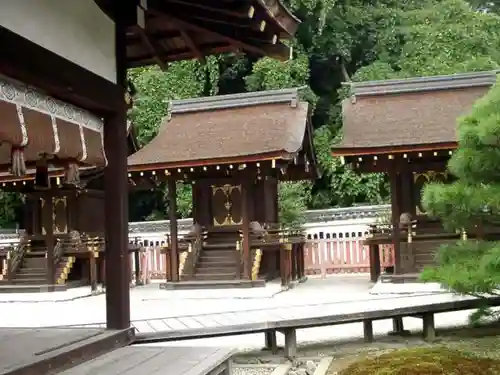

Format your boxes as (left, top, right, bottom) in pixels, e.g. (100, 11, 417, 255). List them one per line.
(182, 231, 203, 278)
(6, 238, 30, 281)
(248, 225, 307, 288)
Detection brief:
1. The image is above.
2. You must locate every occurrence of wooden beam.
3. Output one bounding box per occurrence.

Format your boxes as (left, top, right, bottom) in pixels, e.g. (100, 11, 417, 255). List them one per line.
(0, 26, 121, 114)
(127, 44, 233, 67)
(148, 9, 287, 59)
(352, 158, 449, 174)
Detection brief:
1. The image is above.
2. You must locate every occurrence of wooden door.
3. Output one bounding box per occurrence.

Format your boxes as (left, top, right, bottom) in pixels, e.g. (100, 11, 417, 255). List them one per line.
(211, 184, 242, 226)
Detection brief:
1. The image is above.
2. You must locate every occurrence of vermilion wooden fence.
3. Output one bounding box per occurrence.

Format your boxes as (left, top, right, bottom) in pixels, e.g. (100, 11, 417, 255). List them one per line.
(303, 238, 394, 276)
(129, 236, 395, 280)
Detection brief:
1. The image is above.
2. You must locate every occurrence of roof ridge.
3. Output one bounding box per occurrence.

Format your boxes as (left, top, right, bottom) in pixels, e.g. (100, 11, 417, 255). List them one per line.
(168, 88, 301, 115)
(347, 70, 498, 97)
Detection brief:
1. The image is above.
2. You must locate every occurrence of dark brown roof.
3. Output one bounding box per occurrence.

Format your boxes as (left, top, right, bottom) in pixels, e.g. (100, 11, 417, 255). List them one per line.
(128, 88, 310, 169)
(95, 0, 300, 66)
(333, 71, 497, 155)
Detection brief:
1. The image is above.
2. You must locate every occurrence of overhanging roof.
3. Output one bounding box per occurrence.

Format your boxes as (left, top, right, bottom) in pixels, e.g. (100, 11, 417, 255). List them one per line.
(128, 88, 314, 170)
(333, 71, 497, 156)
(0, 122, 140, 183)
(95, 0, 301, 65)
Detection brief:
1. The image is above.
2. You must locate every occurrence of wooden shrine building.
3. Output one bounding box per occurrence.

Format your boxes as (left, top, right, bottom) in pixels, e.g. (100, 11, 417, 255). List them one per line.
(0, 0, 301, 374)
(332, 71, 498, 282)
(128, 88, 318, 289)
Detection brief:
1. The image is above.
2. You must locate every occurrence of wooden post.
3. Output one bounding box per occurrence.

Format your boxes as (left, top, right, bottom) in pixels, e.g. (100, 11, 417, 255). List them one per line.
(167, 179, 179, 282)
(44, 194, 55, 287)
(134, 250, 141, 286)
(241, 176, 251, 280)
(390, 171, 402, 274)
(90, 251, 98, 292)
(363, 320, 374, 343)
(369, 244, 381, 282)
(297, 243, 305, 280)
(291, 243, 297, 282)
(104, 10, 130, 330)
(279, 244, 286, 288)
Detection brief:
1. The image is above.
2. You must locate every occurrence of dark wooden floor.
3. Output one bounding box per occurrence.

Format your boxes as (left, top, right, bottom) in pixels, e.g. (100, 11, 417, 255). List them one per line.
(59, 346, 234, 375)
(0, 327, 233, 375)
(0, 327, 132, 375)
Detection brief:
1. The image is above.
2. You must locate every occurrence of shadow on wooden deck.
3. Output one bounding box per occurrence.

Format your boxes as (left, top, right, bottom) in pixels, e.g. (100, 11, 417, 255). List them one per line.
(0, 327, 132, 374)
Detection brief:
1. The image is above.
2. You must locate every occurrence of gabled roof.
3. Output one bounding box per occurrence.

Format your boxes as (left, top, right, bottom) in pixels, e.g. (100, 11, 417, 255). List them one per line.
(332, 71, 497, 156)
(128, 88, 315, 170)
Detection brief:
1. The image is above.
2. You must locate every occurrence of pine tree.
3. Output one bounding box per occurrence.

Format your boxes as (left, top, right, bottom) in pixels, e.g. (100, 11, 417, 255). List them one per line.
(421, 76, 500, 321)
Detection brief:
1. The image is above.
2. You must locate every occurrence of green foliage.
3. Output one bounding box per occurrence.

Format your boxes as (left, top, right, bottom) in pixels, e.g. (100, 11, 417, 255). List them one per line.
(128, 61, 207, 145)
(421, 78, 500, 319)
(278, 182, 312, 228)
(0, 192, 22, 228)
(353, 0, 500, 81)
(339, 347, 500, 375)
(173, 184, 193, 219)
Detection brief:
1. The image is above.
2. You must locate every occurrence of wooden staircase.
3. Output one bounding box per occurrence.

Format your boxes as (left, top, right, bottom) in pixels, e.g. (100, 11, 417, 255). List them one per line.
(185, 228, 240, 281)
(0, 240, 76, 292)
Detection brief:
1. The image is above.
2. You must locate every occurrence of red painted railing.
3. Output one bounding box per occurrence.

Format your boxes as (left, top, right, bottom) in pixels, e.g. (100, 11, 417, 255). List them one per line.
(304, 238, 394, 277)
(129, 237, 395, 280)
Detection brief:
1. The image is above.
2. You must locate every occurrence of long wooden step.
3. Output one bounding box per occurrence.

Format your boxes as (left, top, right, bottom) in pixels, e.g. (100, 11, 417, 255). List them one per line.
(195, 266, 237, 274)
(191, 273, 238, 281)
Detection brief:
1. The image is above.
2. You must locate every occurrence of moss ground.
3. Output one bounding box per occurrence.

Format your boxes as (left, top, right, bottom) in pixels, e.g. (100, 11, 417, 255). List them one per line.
(338, 347, 500, 375)
(326, 325, 500, 375)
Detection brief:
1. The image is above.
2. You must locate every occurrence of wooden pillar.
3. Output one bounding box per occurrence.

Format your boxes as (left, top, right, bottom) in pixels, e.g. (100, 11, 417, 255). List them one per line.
(168, 179, 179, 282)
(369, 244, 381, 282)
(104, 13, 130, 330)
(191, 182, 198, 224)
(241, 175, 251, 280)
(401, 171, 415, 216)
(291, 244, 297, 281)
(390, 171, 403, 274)
(89, 252, 98, 292)
(23, 196, 33, 234)
(44, 194, 55, 286)
(134, 250, 141, 286)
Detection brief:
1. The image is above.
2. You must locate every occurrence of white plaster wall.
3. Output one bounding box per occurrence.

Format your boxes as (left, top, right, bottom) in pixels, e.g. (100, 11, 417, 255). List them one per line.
(0, 0, 116, 82)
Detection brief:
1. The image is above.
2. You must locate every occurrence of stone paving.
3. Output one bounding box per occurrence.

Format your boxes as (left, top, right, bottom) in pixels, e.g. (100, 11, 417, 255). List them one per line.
(0, 275, 482, 352)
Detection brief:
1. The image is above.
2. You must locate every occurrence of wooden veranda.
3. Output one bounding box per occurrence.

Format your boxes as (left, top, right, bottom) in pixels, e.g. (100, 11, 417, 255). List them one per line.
(332, 71, 499, 282)
(127, 88, 319, 290)
(0, 0, 300, 373)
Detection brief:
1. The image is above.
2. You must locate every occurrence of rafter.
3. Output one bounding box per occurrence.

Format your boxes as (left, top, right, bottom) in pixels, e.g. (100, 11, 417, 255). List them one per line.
(149, 10, 286, 59)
